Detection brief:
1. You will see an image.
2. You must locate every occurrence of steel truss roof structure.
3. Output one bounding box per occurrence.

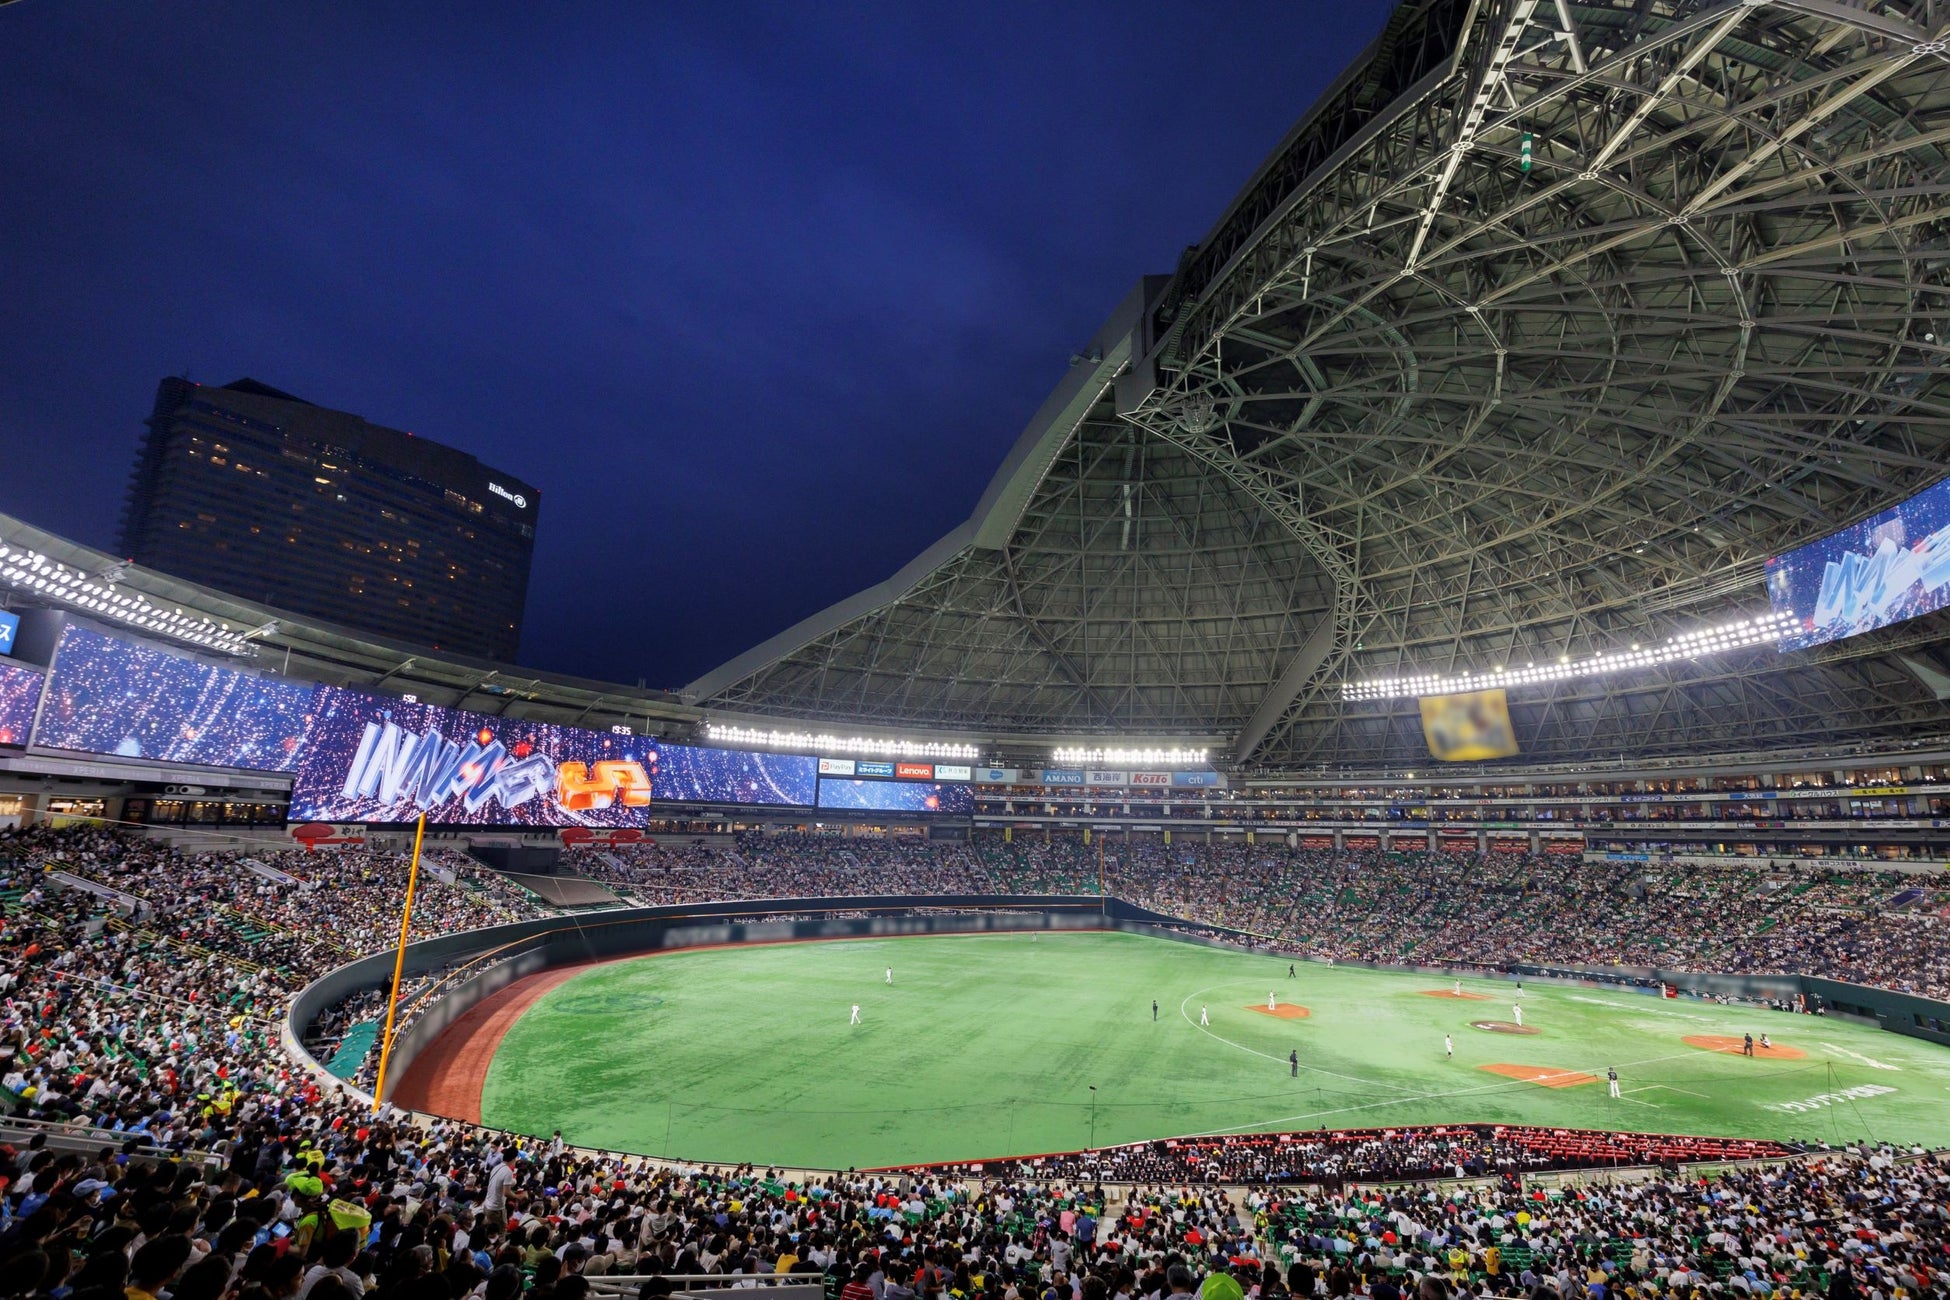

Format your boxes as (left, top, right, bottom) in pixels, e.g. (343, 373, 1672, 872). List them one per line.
(695, 0, 1950, 771)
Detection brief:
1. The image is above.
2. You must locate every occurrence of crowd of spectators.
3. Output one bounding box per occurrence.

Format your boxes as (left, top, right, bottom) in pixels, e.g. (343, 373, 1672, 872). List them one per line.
(936, 1129, 1796, 1188)
(562, 838, 1950, 999)
(3, 825, 1950, 1300)
(0, 1104, 1943, 1300)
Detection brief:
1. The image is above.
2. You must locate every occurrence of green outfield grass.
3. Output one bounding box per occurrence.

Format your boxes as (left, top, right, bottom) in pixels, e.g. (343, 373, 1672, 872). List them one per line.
(478, 930, 1950, 1169)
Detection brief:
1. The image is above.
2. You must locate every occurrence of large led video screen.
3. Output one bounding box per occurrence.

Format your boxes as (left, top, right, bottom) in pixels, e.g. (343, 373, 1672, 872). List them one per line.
(292, 686, 654, 826)
(0, 662, 44, 746)
(816, 777, 974, 815)
(651, 744, 816, 807)
(1768, 476, 1950, 650)
(289, 687, 817, 825)
(35, 626, 317, 771)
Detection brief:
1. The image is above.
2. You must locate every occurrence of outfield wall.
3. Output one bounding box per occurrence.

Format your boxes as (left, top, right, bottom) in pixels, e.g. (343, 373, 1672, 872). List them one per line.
(286, 894, 1950, 1108)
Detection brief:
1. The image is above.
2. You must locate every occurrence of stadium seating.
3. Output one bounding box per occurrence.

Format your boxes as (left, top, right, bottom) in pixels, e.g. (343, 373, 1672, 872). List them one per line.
(3, 825, 1949, 1300)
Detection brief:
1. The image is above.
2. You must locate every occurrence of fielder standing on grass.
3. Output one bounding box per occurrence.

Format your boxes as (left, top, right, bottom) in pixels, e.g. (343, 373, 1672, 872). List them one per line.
(1289, 1049, 1298, 1077)
(1608, 1066, 1620, 1098)
(885, 967, 892, 984)
(850, 1004, 861, 1025)
(1445, 1034, 1453, 1058)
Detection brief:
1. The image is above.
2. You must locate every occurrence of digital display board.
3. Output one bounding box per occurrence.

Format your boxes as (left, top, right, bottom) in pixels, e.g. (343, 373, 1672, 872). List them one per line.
(35, 626, 316, 771)
(1768, 476, 1950, 650)
(289, 688, 817, 825)
(816, 777, 974, 814)
(0, 661, 44, 746)
(289, 686, 663, 826)
(647, 743, 816, 807)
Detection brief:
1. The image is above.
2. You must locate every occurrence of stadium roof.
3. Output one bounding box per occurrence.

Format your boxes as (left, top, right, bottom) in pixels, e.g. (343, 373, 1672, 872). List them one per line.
(686, 0, 1950, 770)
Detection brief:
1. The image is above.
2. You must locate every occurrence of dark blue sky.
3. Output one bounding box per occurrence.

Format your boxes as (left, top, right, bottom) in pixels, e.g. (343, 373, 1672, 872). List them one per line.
(0, 1, 1392, 689)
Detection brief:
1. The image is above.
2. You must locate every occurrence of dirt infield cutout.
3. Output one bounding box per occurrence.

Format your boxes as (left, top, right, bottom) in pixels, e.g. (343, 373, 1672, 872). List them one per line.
(1246, 1003, 1311, 1019)
(1470, 1019, 1540, 1035)
(1683, 1034, 1808, 1059)
(1479, 1063, 1598, 1088)
(1420, 989, 1494, 1000)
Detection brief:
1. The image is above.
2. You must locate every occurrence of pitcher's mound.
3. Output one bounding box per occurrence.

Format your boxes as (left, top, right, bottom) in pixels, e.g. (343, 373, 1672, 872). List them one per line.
(1247, 1003, 1311, 1019)
(1421, 989, 1494, 1000)
(1471, 1020, 1539, 1035)
(1683, 1034, 1807, 1059)
(1479, 1063, 1597, 1088)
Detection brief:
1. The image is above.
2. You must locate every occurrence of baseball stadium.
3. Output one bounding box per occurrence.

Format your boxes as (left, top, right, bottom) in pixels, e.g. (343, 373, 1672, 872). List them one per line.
(7, 3, 1950, 1300)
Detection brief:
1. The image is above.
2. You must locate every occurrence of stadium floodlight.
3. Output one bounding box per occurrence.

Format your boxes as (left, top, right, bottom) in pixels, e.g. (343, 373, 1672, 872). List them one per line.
(0, 542, 255, 656)
(703, 723, 980, 762)
(1340, 609, 1799, 702)
(1050, 746, 1210, 767)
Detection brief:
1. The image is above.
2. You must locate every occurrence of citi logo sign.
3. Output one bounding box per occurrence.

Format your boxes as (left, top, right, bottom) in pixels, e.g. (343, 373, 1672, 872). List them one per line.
(488, 482, 528, 509)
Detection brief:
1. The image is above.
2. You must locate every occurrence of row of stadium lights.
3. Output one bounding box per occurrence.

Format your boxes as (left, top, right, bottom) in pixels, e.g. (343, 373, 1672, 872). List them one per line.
(1050, 747, 1210, 767)
(1341, 610, 1799, 702)
(0, 544, 255, 655)
(703, 724, 982, 761)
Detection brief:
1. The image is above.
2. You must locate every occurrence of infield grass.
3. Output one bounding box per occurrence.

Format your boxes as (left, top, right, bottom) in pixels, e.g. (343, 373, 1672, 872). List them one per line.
(478, 930, 1950, 1168)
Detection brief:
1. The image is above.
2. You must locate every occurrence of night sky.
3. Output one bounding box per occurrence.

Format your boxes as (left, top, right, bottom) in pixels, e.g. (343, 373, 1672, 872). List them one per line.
(0, 2, 1392, 690)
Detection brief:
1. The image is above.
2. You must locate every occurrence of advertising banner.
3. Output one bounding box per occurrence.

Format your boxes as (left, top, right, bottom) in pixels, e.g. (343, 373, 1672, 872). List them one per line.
(288, 822, 367, 850)
(1040, 769, 1085, 785)
(895, 762, 934, 779)
(1418, 688, 1520, 761)
(1171, 770, 1222, 788)
(817, 758, 857, 776)
(856, 760, 896, 777)
(815, 778, 974, 814)
(933, 764, 973, 782)
(1130, 772, 1170, 786)
(975, 767, 1019, 784)
(1086, 770, 1129, 787)
(0, 610, 17, 656)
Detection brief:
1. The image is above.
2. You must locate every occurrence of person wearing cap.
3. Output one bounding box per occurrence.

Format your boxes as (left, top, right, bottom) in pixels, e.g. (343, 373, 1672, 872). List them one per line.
(1201, 1258, 1244, 1300)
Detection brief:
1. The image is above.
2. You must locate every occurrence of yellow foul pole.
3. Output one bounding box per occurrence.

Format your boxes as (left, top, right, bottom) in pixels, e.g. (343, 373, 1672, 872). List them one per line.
(370, 813, 427, 1111)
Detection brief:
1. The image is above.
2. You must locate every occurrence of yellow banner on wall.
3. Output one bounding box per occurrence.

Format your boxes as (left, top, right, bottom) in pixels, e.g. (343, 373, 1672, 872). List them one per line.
(1419, 688, 1520, 761)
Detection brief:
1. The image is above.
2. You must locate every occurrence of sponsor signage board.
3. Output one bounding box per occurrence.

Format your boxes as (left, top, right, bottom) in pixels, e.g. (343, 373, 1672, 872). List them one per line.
(895, 762, 934, 779)
(1086, 770, 1129, 786)
(1172, 770, 1221, 788)
(1040, 769, 1085, 785)
(975, 767, 1019, 784)
(855, 760, 896, 777)
(1130, 772, 1170, 786)
(817, 758, 857, 777)
(934, 764, 973, 782)
(0, 610, 16, 655)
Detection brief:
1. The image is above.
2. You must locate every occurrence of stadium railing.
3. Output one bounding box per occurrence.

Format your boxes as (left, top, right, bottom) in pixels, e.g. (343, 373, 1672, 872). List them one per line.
(584, 1276, 824, 1300)
(0, 1114, 224, 1168)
